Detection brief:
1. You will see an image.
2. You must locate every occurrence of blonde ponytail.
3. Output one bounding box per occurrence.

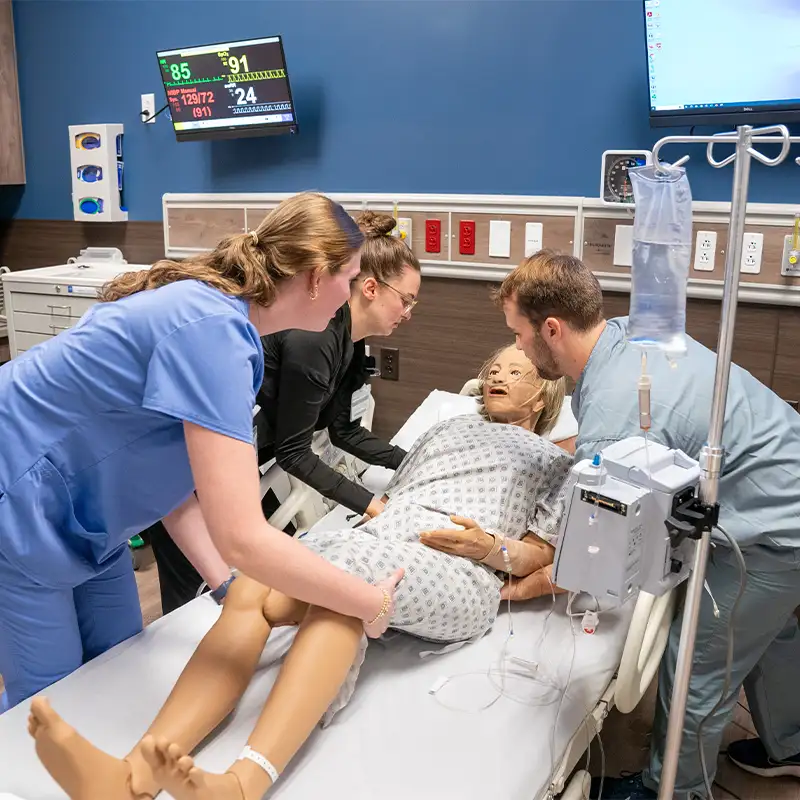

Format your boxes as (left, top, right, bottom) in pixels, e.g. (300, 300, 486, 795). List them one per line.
(99, 192, 364, 304)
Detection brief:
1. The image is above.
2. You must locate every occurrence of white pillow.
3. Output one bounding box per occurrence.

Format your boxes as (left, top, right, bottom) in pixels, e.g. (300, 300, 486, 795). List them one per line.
(548, 396, 578, 442)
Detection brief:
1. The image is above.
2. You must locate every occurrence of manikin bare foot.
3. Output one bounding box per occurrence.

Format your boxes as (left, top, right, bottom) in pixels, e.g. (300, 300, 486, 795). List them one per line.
(28, 697, 152, 800)
(142, 736, 269, 800)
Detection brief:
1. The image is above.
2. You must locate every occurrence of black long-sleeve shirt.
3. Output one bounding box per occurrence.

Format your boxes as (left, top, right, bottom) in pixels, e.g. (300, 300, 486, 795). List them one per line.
(254, 304, 406, 514)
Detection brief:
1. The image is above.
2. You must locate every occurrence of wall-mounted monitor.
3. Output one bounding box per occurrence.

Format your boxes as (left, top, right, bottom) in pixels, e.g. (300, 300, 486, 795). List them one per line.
(645, 0, 800, 128)
(157, 35, 298, 142)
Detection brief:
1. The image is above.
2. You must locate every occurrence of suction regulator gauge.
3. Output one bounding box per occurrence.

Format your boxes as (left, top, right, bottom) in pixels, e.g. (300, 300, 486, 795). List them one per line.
(600, 150, 653, 206)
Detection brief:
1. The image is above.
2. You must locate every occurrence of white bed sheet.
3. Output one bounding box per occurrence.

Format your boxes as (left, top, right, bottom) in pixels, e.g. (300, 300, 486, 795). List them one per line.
(0, 391, 631, 800)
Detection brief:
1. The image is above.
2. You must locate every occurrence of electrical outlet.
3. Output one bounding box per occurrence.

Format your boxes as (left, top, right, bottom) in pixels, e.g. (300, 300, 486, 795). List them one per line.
(740, 232, 764, 274)
(459, 220, 476, 255)
(425, 219, 441, 253)
(396, 217, 412, 249)
(141, 93, 156, 124)
(693, 230, 717, 271)
(380, 347, 399, 381)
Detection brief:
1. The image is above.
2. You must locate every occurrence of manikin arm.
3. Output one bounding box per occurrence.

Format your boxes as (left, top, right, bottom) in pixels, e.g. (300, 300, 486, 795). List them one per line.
(419, 516, 549, 576)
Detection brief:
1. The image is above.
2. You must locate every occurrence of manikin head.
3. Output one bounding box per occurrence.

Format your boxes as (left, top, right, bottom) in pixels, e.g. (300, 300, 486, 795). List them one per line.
(348, 211, 421, 340)
(477, 345, 566, 436)
(100, 192, 365, 336)
(495, 251, 606, 382)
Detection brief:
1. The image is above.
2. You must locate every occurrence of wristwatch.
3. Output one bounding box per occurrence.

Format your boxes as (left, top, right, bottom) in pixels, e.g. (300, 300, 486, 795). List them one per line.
(210, 575, 236, 605)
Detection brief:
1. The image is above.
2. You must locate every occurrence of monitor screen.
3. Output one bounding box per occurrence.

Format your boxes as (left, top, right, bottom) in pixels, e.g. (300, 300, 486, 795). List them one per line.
(157, 35, 298, 141)
(645, 0, 800, 128)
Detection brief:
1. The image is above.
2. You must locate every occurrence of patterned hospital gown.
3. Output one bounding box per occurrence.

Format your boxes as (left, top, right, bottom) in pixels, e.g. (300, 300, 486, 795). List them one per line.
(300, 414, 574, 644)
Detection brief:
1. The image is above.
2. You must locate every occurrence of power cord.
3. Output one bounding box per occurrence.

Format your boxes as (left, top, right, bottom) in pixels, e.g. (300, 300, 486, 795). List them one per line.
(140, 102, 170, 123)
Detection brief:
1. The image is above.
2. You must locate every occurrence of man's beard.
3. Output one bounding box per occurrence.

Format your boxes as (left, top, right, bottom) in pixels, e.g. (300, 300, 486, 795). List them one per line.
(527, 335, 563, 381)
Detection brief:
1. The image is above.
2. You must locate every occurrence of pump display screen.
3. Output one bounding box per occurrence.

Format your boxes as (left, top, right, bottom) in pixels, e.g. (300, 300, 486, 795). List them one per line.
(156, 36, 297, 141)
(644, 0, 800, 127)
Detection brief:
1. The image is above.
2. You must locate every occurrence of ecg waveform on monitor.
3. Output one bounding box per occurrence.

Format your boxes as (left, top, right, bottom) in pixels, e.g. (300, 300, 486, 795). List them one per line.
(231, 102, 292, 115)
(164, 77, 217, 88)
(225, 69, 286, 83)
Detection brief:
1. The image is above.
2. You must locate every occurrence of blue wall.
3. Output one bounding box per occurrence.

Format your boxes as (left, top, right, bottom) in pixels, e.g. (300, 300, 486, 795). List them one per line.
(7, 0, 800, 221)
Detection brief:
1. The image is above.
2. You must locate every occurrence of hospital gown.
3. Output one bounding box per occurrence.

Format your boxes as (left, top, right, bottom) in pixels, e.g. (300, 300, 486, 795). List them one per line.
(300, 413, 573, 719)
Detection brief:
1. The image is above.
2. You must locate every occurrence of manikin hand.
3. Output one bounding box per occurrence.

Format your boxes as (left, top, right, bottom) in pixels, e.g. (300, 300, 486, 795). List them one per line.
(364, 497, 387, 519)
(500, 563, 566, 601)
(363, 568, 405, 638)
(419, 515, 494, 561)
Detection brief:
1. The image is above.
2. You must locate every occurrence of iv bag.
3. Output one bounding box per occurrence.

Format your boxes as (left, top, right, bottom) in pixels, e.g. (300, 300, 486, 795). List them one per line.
(627, 165, 693, 357)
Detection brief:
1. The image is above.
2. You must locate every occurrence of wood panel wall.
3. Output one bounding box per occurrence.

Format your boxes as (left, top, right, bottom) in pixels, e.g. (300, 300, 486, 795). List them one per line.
(1, 219, 798, 438)
(0, 0, 25, 185)
(0, 220, 165, 270)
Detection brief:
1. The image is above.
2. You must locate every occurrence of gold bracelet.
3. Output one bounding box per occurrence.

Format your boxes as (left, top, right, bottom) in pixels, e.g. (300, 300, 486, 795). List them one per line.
(366, 589, 390, 626)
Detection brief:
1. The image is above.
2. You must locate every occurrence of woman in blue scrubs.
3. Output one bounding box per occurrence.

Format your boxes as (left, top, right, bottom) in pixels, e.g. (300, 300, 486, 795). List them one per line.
(0, 192, 402, 710)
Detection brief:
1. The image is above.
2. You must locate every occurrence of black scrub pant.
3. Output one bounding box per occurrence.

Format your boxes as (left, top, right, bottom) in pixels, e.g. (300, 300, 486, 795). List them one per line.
(149, 489, 293, 615)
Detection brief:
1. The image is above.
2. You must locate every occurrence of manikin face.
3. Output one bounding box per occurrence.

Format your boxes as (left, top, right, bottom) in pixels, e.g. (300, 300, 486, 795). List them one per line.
(503, 297, 564, 381)
(363, 266, 421, 337)
(482, 346, 545, 424)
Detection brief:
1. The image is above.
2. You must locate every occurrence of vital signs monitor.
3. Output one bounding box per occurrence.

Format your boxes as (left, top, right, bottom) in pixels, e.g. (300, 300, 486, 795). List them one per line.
(156, 35, 298, 142)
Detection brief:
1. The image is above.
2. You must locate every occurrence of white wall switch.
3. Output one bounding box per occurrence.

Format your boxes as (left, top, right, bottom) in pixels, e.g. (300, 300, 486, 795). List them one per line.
(488, 220, 512, 258)
(396, 217, 412, 249)
(693, 230, 717, 271)
(524, 222, 544, 257)
(740, 232, 764, 274)
(613, 225, 634, 267)
(141, 93, 156, 124)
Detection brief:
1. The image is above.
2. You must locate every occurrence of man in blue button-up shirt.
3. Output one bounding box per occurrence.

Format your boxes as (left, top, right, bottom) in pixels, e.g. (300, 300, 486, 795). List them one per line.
(496, 250, 800, 800)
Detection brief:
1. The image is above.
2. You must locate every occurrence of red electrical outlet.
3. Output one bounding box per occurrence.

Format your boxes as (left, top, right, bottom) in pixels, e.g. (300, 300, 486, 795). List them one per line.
(425, 219, 441, 253)
(459, 220, 476, 255)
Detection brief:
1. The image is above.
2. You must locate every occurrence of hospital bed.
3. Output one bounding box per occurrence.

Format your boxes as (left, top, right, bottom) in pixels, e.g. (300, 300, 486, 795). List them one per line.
(0, 390, 675, 800)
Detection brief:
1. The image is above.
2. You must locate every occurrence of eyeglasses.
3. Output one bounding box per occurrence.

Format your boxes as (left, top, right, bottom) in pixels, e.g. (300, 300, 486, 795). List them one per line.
(377, 279, 418, 313)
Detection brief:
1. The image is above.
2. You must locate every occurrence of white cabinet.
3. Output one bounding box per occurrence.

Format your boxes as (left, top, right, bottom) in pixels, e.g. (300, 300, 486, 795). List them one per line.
(1, 262, 149, 358)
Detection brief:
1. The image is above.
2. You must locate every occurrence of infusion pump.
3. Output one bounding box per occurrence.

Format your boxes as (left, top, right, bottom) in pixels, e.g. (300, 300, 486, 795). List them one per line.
(552, 437, 701, 606)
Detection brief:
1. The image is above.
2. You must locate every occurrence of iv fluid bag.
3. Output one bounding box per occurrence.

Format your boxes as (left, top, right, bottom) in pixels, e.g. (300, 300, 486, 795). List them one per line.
(628, 165, 693, 357)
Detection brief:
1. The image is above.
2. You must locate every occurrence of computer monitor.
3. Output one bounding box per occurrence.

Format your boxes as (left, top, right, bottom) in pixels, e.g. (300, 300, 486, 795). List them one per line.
(157, 35, 298, 142)
(645, 0, 800, 128)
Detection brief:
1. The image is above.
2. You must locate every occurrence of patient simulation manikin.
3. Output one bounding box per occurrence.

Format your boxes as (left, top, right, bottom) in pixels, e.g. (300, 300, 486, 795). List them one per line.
(27, 347, 573, 800)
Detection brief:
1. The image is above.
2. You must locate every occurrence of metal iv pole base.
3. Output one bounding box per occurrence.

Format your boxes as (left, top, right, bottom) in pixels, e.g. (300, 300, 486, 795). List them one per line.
(649, 124, 793, 800)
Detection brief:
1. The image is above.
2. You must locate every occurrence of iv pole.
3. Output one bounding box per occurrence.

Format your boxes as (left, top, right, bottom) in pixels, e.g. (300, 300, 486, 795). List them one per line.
(649, 123, 793, 800)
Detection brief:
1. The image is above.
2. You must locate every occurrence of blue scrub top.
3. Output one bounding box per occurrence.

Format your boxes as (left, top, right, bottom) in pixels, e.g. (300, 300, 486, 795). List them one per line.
(573, 317, 800, 550)
(0, 280, 264, 588)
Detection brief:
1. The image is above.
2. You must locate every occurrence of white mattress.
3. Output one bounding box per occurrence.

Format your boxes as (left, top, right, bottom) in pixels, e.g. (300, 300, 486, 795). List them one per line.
(0, 391, 631, 800)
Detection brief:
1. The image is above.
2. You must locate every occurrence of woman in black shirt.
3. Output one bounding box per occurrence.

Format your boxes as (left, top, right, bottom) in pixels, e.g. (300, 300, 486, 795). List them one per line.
(151, 212, 421, 612)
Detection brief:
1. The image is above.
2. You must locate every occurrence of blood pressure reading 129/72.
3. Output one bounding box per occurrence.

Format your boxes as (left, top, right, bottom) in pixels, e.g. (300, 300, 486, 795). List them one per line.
(157, 36, 295, 134)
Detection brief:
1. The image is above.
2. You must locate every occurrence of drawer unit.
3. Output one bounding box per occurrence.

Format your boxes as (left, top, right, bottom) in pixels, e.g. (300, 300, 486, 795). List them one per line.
(12, 292, 95, 318)
(13, 311, 80, 336)
(1, 260, 150, 358)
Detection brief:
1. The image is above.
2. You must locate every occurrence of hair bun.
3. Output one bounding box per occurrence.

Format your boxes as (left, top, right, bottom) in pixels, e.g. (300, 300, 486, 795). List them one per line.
(357, 211, 396, 238)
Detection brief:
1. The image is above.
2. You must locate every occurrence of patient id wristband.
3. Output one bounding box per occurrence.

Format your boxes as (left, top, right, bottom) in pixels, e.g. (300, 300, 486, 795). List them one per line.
(239, 745, 280, 783)
(210, 575, 236, 605)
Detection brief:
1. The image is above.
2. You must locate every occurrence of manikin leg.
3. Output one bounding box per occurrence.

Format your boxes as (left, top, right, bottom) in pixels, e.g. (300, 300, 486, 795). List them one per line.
(28, 575, 303, 800)
(145, 605, 365, 800)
